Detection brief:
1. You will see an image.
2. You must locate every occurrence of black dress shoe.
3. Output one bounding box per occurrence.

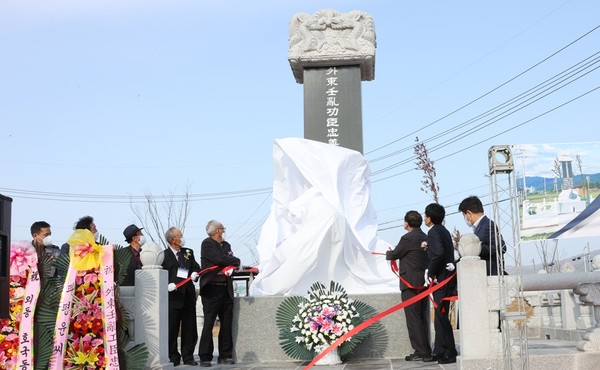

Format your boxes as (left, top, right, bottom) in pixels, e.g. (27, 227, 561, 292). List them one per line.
(199, 361, 212, 367)
(184, 360, 199, 366)
(217, 358, 235, 365)
(438, 356, 456, 364)
(422, 354, 440, 362)
(404, 353, 423, 361)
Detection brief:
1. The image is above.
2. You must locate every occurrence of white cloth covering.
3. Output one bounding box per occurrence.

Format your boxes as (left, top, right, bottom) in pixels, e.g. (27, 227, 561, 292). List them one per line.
(250, 138, 397, 296)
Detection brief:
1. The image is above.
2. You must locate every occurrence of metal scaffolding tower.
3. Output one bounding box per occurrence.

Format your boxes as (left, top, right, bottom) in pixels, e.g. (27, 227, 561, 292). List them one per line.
(488, 145, 529, 370)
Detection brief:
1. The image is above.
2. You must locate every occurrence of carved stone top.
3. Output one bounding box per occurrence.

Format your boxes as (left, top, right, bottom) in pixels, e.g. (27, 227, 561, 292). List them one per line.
(139, 242, 165, 269)
(288, 9, 376, 83)
(458, 233, 482, 259)
(575, 282, 600, 305)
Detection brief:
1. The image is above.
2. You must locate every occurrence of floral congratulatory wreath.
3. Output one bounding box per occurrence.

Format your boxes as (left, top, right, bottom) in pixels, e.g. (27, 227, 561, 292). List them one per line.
(0, 241, 39, 369)
(275, 281, 377, 361)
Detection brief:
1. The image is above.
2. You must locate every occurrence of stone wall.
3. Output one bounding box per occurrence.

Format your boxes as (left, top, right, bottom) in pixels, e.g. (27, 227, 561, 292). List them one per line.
(232, 293, 411, 363)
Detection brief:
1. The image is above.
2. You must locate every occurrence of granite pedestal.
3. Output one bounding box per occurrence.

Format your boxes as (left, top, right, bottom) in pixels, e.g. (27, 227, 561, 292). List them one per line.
(232, 293, 411, 363)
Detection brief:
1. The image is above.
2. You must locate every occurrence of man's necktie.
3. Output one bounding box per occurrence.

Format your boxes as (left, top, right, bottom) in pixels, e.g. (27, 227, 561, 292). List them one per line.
(177, 250, 184, 267)
(135, 250, 142, 268)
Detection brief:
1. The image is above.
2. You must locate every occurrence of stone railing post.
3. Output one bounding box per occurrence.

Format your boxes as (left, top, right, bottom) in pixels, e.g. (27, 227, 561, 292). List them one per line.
(574, 282, 600, 352)
(563, 289, 578, 330)
(458, 256, 490, 358)
(136, 243, 173, 369)
(457, 234, 496, 362)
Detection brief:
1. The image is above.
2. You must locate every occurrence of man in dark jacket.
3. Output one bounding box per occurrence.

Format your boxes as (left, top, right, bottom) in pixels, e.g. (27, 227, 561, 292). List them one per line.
(121, 224, 144, 286)
(30, 220, 61, 278)
(198, 220, 240, 367)
(424, 203, 457, 365)
(458, 195, 507, 276)
(386, 210, 431, 361)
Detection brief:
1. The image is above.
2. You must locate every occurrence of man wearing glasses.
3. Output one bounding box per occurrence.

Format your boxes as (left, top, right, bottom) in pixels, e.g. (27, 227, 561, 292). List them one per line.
(198, 220, 240, 367)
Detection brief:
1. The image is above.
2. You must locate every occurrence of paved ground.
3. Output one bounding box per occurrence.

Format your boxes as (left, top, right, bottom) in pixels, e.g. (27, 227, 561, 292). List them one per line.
(176, 358, 456, 370)
(172, 338, 581, 369)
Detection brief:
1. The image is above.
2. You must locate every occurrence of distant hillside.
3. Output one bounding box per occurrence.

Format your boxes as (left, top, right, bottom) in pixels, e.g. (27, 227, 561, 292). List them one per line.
(520, 173, 600, 193)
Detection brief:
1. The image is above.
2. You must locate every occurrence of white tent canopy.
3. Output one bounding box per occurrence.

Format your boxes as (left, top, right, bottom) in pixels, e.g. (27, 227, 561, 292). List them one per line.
(548, 196, 600, 239)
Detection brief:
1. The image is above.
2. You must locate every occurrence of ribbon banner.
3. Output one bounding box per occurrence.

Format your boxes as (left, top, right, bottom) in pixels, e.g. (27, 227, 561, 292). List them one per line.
(101, 247, 119, 368)
(16, 249, 41, 369)
(50, 244, 119, 370)
(50, 265, 77, 368)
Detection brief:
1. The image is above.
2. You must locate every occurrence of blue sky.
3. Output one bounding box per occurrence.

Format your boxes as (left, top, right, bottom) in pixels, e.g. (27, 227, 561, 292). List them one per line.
(1, 0, 599, 268)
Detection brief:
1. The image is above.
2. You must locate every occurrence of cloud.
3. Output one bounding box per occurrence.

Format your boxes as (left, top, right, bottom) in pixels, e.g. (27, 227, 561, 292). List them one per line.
(515, 142, 600, 177)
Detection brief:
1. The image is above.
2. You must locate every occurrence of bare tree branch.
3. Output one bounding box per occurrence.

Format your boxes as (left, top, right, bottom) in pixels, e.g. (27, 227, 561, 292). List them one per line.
(130, 186, 192, 249)
(414, 136, 440, 203)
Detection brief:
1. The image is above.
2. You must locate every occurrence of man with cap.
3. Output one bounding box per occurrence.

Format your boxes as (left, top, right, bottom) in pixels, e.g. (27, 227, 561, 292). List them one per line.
(121, 224, 145, 286)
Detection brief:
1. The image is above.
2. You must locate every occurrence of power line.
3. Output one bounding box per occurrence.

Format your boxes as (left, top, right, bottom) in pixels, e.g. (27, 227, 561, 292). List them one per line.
(371, 82, 599, 184)
(228, 191, 272, 239)
(365, 23, 600, 156)
(0, 186, 272, 203)
(370, 51, 600, 179)
(370, 48, 600, 170)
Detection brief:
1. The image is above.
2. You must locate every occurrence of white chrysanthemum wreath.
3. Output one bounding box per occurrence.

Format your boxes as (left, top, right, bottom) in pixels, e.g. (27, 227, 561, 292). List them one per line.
(276, 281, 377, 361)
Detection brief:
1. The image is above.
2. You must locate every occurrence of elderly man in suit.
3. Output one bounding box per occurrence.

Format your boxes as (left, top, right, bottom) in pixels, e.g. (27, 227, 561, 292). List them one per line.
(162, 226, 201, 367)
(458, 195, 507, 276)
(198, 220, 240, 367)
(386, 210, 432, 362)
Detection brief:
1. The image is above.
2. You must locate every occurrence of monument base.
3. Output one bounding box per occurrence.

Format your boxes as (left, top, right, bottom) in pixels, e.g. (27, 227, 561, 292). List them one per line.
(233, 293, 411, 363)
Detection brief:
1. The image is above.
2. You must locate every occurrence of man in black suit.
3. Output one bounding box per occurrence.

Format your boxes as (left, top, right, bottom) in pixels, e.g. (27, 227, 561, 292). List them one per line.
(162, 227, 201, 367)
(423, 203, 457, 365)
(198, 220, 240, 367)
(121, 224, 145, 286)
(386, 211, 431, 362)
(458, 195, 506, 276)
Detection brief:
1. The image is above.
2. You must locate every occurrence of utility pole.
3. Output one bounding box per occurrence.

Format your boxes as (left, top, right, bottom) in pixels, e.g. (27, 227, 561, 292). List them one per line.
(521, 155, 527, 199)
(488, 145, 529, 370)
(515, 150, 527, 199)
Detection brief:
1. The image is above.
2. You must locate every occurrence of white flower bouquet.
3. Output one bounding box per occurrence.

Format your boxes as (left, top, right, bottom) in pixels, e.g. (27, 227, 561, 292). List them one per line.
(276, 281, 377, 361)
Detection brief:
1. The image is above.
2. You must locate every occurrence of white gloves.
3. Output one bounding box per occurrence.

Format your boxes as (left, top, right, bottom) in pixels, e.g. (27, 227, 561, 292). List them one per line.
(424, 269, 431, 287)
(423, 268, 438, 287)
(191, 272, 199, 282)
(446, 262, 455, 272)
(168, 283, 177, 292)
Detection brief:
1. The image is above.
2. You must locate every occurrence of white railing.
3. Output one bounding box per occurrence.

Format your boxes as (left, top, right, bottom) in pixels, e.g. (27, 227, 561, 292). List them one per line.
(458, 244, 600, 369)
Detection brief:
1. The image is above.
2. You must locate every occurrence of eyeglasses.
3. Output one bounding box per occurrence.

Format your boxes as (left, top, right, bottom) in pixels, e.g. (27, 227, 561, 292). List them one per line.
(219, 227, 226, 231)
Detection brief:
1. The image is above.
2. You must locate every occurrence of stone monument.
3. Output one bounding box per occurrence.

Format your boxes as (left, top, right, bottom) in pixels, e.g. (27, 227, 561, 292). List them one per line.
(233, 10, 411, 363)
(288, 9, 376, 154)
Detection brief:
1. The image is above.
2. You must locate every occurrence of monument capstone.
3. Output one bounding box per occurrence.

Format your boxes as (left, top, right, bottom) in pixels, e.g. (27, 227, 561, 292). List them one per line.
(288, 9, 376, 154)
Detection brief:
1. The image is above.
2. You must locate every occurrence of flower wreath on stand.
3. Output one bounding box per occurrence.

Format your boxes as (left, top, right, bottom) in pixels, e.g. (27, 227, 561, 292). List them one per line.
(0, 241, 40, 370)
(275, 281, 377, 362)
(45, 230, 148, 370)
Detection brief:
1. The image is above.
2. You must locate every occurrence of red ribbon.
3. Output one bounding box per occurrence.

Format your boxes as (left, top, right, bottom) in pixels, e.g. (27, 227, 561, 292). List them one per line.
(174, 265, 229, 289)
(174, 265, 259, 289)
(304, 272, 456, 369)
(371, 251, 426, 290)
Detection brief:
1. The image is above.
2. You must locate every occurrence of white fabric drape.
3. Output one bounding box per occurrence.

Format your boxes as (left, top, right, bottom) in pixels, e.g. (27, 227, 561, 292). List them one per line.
(250, 138, 397, 296)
